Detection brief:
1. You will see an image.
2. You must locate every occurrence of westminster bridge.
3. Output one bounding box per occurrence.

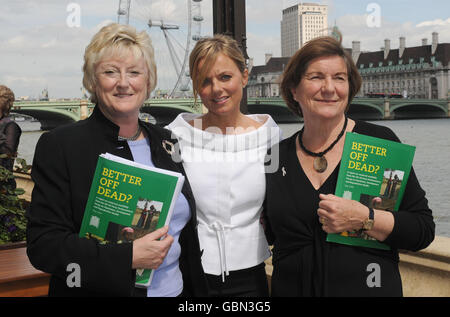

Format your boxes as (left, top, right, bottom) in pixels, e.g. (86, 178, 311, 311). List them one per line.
(11, 97, 450, 129)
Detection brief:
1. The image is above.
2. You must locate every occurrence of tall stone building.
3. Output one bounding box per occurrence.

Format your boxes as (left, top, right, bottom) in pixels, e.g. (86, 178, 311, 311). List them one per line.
(247, 55, 290, 98)
(281, 2, 328, 57)
(353, 33, 449, 99)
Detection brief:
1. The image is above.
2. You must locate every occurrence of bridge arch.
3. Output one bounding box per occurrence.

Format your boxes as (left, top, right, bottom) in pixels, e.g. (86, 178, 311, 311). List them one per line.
(11, 108, 78, 130)
(391, 102, 447, 119)
(141, 102, 198, 126)
(247, 103, 300, 123)
(348, 100, 384, 120)
(247, 98, 300, 123)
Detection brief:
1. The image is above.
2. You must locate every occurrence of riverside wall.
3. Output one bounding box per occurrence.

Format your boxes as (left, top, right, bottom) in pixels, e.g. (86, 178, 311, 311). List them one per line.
(14, 173, 450, 296)
(265, 235, 450, 296)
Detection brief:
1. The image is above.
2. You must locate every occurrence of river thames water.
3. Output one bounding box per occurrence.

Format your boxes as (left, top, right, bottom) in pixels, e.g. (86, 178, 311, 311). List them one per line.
(16, 118, 450, 238)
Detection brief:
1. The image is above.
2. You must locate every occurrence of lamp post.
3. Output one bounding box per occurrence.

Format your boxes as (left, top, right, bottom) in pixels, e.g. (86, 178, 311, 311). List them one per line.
(212, 0, 249, 114)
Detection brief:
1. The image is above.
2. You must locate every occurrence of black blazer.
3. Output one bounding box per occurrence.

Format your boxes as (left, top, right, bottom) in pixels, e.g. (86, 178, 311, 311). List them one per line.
(0, 116, 22, 172)
(26, 107, 208, 296)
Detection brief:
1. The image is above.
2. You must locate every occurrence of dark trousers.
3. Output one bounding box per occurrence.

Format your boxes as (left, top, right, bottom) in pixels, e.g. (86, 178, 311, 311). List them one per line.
(205, 262, 269, 297)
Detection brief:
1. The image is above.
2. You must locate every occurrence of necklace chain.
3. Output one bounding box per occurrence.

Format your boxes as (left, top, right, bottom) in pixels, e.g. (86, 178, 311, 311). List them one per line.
(118, 125, 142, 141)
(298, 116, 348, 158)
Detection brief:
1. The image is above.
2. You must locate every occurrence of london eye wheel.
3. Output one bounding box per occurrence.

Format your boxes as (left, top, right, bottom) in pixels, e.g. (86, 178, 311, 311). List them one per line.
(117, 0, 204, 98)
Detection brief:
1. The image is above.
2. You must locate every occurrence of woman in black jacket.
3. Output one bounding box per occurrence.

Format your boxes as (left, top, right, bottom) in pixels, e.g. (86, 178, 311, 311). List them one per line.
(26, 23, 207, 297)
(264, 36, 434, 296)
(0, 85, 22, 187)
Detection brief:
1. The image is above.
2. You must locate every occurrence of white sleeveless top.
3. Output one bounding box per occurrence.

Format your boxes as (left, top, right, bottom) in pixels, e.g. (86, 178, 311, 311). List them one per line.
(167, 113, 282, 280)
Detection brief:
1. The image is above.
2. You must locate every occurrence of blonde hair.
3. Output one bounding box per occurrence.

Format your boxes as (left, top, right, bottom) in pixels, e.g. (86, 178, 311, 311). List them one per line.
(0, 85, 15, 117)
(189, 34, 246, 101)
(82, 23, 157, 104)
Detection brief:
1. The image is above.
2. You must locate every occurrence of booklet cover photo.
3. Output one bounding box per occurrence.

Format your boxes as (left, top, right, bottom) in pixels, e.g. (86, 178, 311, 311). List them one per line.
(79, 153, 184, 288)
(326, 132, 416, 250)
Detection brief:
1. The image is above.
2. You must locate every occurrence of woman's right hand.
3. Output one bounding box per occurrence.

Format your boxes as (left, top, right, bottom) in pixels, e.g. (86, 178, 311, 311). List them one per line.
(131, 226, 174, 270)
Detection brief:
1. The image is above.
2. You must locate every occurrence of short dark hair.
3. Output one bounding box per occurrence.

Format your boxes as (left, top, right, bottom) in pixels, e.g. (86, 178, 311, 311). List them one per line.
(281, 36, 362, 117)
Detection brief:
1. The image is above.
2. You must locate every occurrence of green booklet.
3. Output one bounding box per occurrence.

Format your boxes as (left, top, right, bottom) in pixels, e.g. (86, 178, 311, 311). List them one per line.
(79, 153, 185, 288)
(326, 132, 416, 250)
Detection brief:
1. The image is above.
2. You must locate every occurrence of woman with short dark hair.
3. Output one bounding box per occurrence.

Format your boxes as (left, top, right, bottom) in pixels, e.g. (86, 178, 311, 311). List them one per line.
(264, 36, 434, 296)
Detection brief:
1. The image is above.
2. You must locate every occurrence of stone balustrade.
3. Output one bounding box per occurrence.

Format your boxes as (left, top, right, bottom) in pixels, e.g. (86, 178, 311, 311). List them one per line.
(265, 235, 450, 296)
(398, 236, 450, 296)
(9, 173, 450, 297)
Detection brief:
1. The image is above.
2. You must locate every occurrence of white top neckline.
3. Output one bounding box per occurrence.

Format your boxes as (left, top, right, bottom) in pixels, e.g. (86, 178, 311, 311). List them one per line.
(168, 113, 280, 152)
(167, 113, 282, 279)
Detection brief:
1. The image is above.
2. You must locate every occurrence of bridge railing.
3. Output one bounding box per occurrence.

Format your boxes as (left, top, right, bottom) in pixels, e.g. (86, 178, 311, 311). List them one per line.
(12, 97, 450, 124)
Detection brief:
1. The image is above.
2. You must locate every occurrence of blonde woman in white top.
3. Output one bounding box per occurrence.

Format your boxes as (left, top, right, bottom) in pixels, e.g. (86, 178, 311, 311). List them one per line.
(167, 34, 281, 296)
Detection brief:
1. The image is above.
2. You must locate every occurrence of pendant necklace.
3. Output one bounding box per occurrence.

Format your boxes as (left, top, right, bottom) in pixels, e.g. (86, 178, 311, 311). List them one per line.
(298, 116, 348, 173)
(118, 125, 142, 141)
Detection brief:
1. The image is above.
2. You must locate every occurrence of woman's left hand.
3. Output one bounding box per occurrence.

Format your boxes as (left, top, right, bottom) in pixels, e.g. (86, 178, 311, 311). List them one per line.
(317, 193, 366, 233)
